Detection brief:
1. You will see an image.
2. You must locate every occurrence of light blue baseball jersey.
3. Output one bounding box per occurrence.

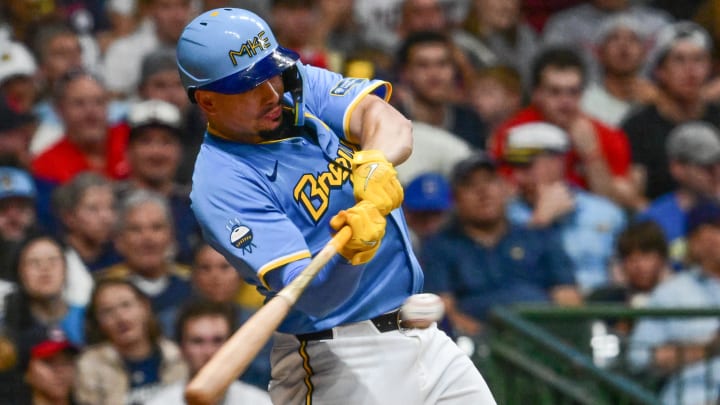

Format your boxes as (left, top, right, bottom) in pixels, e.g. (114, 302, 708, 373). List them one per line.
(507, 188, 626, 293)
(191, 65, 423, 334)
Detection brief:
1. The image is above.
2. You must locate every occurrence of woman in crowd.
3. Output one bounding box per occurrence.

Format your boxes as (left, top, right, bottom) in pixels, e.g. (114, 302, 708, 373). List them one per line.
(74, 278, 187, 404)
(1, 234, 84, 403)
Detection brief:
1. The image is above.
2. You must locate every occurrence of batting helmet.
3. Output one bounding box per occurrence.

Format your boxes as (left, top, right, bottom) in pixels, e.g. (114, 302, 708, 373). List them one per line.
(176, 8, 306, 124)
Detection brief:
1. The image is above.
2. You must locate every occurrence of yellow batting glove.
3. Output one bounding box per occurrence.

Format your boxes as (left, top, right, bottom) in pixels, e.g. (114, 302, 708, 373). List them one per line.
(329, 201, 386, 265)
(351, 150, 404, 216)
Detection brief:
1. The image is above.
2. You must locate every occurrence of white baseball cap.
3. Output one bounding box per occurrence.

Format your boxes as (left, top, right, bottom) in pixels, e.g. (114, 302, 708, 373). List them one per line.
(0, 39, 37, 85)
(127, 99, 182, 138)
(504, 122, 569, 164)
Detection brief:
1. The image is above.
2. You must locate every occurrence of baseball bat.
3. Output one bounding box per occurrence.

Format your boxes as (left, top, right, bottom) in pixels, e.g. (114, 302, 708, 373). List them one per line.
(185, 226, 353, 405)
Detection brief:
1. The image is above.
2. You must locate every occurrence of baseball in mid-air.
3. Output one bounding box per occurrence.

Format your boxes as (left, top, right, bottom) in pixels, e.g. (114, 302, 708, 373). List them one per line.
(400, 293, 445, 329)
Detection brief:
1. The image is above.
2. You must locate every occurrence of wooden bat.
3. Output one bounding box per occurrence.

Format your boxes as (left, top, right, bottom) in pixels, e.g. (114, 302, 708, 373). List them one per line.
(185, 226, 352, 405)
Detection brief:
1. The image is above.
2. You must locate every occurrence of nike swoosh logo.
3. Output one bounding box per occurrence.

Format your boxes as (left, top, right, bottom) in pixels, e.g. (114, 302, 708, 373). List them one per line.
(364, 163, 379, 191)
(266, 160, 279, 182)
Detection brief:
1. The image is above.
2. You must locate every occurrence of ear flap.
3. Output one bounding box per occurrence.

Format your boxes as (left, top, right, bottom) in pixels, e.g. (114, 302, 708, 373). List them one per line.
(282, 62, 306, 126)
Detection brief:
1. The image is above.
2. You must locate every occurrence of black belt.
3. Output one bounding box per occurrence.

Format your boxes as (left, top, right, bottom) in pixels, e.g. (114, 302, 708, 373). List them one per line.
(295, 309, 401, 341)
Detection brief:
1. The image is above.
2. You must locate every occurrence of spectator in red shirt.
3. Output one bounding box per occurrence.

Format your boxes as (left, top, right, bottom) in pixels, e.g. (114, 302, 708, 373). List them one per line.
(31, 69, 129, 184)
(489, 46, 644, 210)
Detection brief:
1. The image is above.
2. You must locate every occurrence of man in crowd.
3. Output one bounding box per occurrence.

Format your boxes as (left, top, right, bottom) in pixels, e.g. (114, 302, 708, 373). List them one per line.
(422, 153, 581, 337)
(148, 301, 272, 404)
(490, 46, 642, 210)
(622, 21, 720, 200)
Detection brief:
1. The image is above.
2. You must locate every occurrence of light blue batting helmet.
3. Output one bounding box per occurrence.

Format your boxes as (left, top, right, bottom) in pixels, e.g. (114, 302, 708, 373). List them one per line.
(176, 8, 306, 124)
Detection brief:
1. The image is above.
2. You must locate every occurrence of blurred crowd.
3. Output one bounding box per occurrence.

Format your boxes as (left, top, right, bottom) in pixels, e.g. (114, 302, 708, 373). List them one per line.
(1, 0, 720, 403)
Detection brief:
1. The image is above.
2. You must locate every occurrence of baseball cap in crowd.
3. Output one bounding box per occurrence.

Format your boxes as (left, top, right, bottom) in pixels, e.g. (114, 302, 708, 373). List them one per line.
(645, 21, 712, 75)
(127, 99, 182, 139)
(503, 122, 569, 165)
(450, 152, 497, 186)
(686, 199, 720, 235)
(0, 167, 36, 200)
(666, 121, 720, 166)
(404, 173, 451, 212)
(0, 96, 37, 133)
(30, 338, 78, 360)
(0, 37, 37, 86)
(593, 13, 647, 45)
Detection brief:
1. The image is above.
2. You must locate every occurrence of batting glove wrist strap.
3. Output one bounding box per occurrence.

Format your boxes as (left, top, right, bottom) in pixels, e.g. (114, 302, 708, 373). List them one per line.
(350, 150, 404, 216)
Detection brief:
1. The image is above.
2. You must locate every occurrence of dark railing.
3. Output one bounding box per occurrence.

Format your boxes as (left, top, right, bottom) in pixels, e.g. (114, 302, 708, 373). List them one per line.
(477, 305, 720, 405)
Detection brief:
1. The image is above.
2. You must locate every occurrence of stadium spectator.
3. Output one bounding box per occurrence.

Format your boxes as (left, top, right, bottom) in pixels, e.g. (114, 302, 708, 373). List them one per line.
(628, 200, 720, 405)
(504, 122, 626, 294)
(0, 234, 84, 403)
(637, 122, 720, 269)
(622, 22, 720, 201)
(421, 153, 581, 337)
(269, 0, 329, 69)
(581, 14, 657, 127)
(24, 337, 78, 405)
(0, 166, 41, 281)
(2, 234, 85, 346)
(397, 0, 448, 40)
(0, 33, 38, 112)
(542, 0, 671, 81)
(53, 172, 121, 307)
(31, 69, 130, 184)
(587, 221, 670, 309)
(190, 243, 271, 388)
(403, 172, 453, 254)
(395, 31, 489, 149)
(469, 65, 523, 134)
(454, 0, 538, 85)
(136, 49, 207, 185)
(96, 0, 141, 56)
(116, 99, 201, 265)
(148, 300, 272, 404)
(0, 96, 37, 168)
(101, 0, 192, 98)
(98, 190, 192, 336)
(75, 278, 187, 404)
(29, 22, 84, 127)
(490, 46, 643, 210)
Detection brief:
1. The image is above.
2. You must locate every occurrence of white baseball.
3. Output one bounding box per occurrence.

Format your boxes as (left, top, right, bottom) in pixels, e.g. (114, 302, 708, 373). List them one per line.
(400, 293, 445, 328)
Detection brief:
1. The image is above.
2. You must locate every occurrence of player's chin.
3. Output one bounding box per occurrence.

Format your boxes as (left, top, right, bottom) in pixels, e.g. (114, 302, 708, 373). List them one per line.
(258, 119, 284, 140)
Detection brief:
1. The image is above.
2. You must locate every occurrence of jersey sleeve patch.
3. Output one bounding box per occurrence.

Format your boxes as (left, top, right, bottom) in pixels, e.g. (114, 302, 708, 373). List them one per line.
(330, 78, 368, 96)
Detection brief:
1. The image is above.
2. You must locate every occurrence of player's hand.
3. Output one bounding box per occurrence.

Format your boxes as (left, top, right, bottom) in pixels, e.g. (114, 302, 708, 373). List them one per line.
(350, 150, 403, 216)
(329, 201, 386, 265)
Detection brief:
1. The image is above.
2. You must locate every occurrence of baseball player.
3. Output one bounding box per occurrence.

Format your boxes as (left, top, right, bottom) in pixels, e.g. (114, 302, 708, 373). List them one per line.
(177, 8, 496, 405)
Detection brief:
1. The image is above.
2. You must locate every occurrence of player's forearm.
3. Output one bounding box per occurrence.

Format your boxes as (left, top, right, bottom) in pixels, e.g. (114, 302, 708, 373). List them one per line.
(350, 95, 413, 165)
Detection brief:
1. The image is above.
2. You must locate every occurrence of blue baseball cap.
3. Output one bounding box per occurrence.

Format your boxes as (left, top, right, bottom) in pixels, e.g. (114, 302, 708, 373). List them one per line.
(0, 167, 36, 200)
(404, 173, 451, 212)
(686, 200, 720, 235)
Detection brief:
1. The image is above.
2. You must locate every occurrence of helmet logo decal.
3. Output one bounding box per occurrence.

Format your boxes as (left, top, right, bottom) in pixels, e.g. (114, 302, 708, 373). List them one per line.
(228, 31, 272, 65)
